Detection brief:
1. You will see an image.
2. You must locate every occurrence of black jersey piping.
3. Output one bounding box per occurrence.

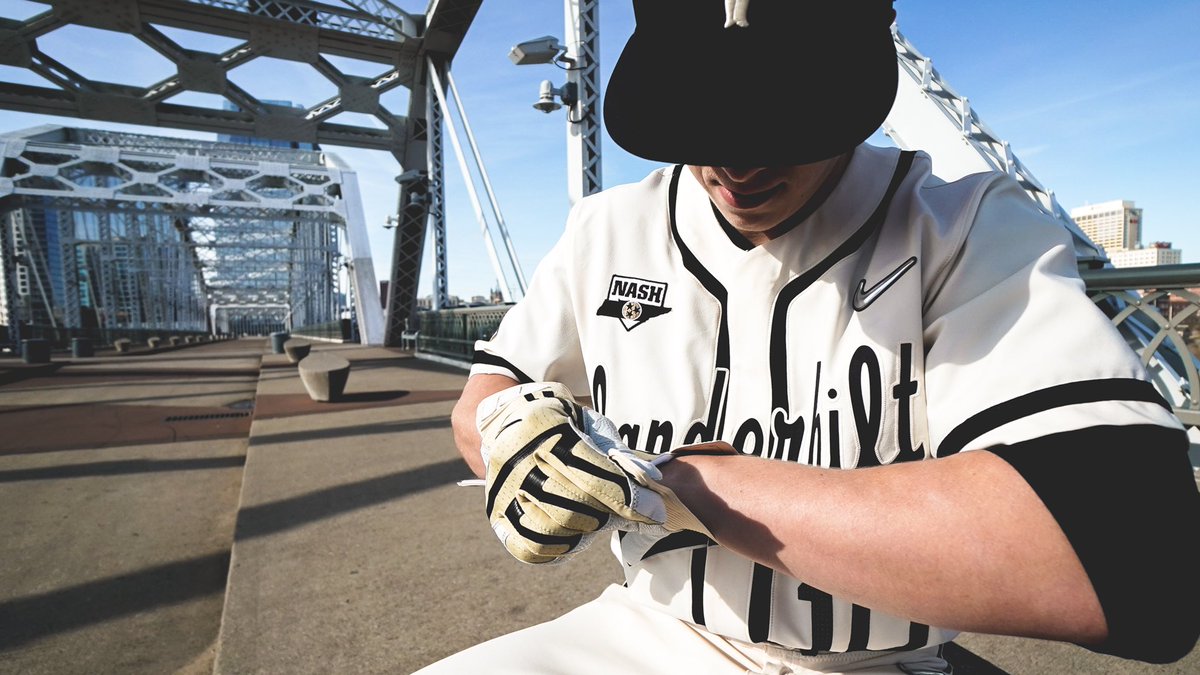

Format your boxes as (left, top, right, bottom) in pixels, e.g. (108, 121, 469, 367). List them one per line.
(707, 155, 848, 252)
(768, 150, 916, 412)
(747, 151, 915, 645)
(690, 548, 708, 626)
(710, 202, 755, 251)
(938, 378, 1171, 456)
(472, 350, 534, 384)
(668, 164, 731, 439)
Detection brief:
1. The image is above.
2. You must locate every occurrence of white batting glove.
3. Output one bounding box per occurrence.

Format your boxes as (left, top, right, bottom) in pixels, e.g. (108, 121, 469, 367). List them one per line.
(576, 409, 721, 539)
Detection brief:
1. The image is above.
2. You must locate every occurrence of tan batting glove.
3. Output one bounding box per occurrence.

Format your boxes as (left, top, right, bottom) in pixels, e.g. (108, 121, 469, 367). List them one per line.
(477, 382, 615, 564)
(477, 383, 734, 564)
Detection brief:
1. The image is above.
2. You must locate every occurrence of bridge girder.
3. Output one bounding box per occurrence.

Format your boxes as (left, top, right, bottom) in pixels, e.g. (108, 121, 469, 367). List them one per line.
(0, 0, 487, 344)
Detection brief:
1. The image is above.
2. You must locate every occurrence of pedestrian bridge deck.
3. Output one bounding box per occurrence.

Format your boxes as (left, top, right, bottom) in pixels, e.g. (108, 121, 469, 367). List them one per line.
(0, 340, 1193, 674)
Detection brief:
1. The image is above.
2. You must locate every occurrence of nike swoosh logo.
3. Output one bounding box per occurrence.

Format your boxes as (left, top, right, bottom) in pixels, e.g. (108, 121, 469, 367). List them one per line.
(853, 256, 918, 311)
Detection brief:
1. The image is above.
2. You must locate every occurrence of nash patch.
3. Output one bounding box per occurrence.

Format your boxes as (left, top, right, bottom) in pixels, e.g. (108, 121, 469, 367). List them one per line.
(597, 274, 672, 331)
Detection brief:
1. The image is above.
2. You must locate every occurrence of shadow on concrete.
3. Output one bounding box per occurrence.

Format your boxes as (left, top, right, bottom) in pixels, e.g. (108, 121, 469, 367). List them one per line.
(124, 349, 263, 362)
(335, 390, 411, 404)
(252, 391, 461, 420)
(0, 388, 255, 411)
(248, 416, 450, 446)
(944, 642, 1010, 674)
(0, 551, 230, 650)
(234, 458, 471, 541)
(0, 363, 64, 387)
(22, 368, 260, 381)
(0, 403, 254, 455)
(0, 455, 246, 483)
(385, 356, 471, 375)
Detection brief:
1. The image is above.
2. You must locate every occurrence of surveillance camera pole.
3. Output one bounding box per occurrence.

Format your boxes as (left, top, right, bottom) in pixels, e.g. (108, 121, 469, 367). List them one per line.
(564, 0, 602, 205)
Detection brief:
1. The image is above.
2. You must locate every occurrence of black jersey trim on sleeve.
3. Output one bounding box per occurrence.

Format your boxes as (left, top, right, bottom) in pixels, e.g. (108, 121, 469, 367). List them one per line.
(471, 350, 534, 384)
(669, 165, 731, 441)
(938, 378, 1170, 456)
(769, 150, 916, 412)
(988, 424, 1200, 663)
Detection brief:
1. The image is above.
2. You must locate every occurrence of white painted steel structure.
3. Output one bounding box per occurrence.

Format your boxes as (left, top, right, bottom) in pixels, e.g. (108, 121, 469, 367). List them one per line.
(880, 27, 1197, 429)
(0, 0, 491, 345)
(0, 124, 382, 342)
(883, 27, 1105, 265)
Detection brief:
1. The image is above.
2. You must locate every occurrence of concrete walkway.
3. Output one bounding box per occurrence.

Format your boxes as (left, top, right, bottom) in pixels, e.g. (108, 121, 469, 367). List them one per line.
(0, 339, 1196, 674)
(0, 339, 258, 675)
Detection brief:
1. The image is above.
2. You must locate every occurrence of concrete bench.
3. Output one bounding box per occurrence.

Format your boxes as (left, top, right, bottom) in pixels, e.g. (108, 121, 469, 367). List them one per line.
(113, 338, 133, 353)
(298, 353, 351, 402)
(270, 331, 289, 354)
(283, 338, 312, 364)
(21, 338, 50, 364)
(169, 336, 181, 346)
(71, 337, 94, 358)
(147, 337, 162, 348)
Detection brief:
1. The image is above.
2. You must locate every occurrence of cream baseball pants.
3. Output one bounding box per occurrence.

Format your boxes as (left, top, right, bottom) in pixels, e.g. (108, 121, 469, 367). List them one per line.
(412, 584, 952, 675)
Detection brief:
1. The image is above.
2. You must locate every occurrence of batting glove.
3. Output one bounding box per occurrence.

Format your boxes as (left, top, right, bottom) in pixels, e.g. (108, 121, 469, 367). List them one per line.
(477, 382, 627, 564)
(572, 409, 723, 539)
(477, 382, 731, 565)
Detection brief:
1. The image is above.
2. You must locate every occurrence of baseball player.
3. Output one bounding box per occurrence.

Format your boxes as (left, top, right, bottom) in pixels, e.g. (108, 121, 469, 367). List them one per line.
(418, 1, 1200, 673)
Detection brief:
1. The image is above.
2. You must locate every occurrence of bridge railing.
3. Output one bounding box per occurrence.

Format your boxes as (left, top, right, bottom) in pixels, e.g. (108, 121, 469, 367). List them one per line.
(292, 319, 357, 343)
(409, 306, 514, 362)
(411, 267, 1200, 430)
(4, 325, 210, 350)
(1081, 263, 1200, 429)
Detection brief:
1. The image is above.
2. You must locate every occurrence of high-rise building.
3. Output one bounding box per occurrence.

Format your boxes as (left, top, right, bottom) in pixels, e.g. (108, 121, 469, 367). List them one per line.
(1071, 200, 1142, 254)
(1070, 200, 1183, 267)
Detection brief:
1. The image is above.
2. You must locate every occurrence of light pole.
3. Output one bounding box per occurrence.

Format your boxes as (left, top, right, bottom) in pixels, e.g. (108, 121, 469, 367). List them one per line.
(508, 0, 603, 205)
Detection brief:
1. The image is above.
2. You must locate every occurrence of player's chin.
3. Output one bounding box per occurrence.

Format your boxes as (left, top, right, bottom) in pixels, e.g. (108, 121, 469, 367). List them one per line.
(723, 207, 788, 235)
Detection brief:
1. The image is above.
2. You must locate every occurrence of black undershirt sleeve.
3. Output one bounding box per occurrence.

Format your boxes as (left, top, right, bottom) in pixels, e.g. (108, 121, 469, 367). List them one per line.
(987, 424, 1200, 663)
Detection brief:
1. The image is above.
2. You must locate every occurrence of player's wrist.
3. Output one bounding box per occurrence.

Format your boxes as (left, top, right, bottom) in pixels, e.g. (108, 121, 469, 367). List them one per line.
(655, 445, 740, 538)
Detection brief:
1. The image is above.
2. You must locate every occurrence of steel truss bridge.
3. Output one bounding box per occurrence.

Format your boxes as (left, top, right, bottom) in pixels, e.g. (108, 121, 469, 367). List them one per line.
(0, 123, 375, 338)
(0, 0, 536, 346)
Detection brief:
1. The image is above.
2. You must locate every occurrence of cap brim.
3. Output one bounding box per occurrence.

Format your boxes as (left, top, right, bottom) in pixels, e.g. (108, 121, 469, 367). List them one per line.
(604, 9, 898, 167)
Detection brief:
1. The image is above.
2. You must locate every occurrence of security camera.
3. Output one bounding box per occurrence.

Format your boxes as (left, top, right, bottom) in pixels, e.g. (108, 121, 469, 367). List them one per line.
(509, 36, 565, 66)
(532, 80, 562, 113)
(394, 169, 428, 188)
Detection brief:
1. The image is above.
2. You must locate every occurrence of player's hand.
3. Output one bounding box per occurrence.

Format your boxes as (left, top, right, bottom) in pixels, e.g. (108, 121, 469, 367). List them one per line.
(477, 382, 626, 564)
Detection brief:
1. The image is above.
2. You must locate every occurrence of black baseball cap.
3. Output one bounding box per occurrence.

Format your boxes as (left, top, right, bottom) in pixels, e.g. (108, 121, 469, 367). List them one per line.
(604, 0, 899, 167)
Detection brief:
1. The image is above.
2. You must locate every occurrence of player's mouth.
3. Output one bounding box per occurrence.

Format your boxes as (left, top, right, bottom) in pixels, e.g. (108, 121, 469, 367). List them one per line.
(716, 182, 785, 210)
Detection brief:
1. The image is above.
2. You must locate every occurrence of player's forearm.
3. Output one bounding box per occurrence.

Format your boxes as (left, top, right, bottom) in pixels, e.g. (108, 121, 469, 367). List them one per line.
(659, 449, 1108, 645)
(451, 373, 519, 478)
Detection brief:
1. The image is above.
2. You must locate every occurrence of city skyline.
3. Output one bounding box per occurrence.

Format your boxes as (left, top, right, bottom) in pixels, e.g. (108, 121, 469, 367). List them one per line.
(0, 0, 1196, 300)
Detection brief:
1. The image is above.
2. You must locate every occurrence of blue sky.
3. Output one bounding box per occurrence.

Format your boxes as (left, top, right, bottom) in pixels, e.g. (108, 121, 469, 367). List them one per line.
(1, 0, 1197, 300)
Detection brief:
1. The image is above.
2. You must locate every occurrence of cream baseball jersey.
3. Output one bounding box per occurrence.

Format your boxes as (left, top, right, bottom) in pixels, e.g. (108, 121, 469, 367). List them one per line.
(470, 144, 1182, 653)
